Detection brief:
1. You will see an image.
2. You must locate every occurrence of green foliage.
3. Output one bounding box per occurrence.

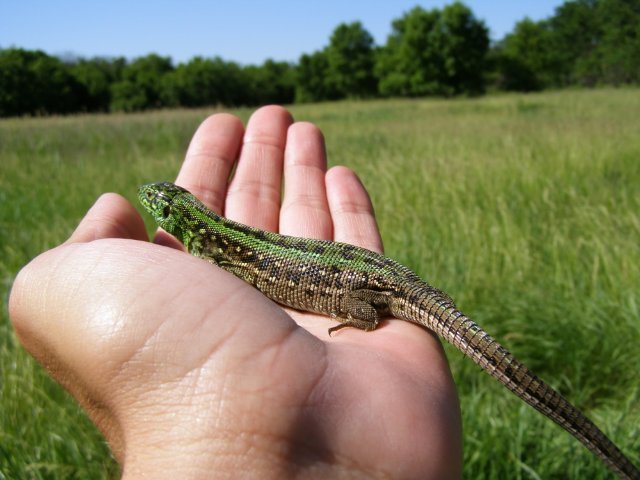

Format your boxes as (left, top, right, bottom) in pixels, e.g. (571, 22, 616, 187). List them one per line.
(376, 6, 442, 96)
(162, 56, 245, 107)
(552, 0, 640, 86)
(591, 0, 640, 85)
(70, 57, 125, 111)
(0, 48, 86, 116)
(243, 59, 296, 106)
(438, 2, 490, 94)
(376, 3, 489, 96)
(297, 21, 377, 102)
(161, 57, 297, 108)
(326, 22, 378, 98)
(1, 0, 640, 116)
(295, 50, 342, 102)
(492, 18, 558, 91)
(110, 54, 174, 111)
(550, 0, 604, 86)
(491, 0, 640, 90)
(1, 90, 639, 478)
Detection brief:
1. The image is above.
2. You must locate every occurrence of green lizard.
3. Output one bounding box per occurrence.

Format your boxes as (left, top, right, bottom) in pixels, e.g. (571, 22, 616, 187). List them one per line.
(138, 181, 639, 480)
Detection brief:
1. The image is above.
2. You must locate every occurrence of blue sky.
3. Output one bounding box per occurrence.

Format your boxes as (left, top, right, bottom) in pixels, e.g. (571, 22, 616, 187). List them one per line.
(1, 1, 564, 65)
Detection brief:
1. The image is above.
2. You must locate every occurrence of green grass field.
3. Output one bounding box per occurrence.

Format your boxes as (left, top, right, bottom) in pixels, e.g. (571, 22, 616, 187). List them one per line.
(1, 89, 639, 479)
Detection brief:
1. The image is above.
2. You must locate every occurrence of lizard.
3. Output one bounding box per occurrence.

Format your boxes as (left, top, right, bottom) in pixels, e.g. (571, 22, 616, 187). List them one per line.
(138, 181, 640, 479)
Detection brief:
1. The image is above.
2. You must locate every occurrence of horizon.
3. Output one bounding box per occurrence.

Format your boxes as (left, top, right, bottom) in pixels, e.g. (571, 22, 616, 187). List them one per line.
(1, 1, 564, 66)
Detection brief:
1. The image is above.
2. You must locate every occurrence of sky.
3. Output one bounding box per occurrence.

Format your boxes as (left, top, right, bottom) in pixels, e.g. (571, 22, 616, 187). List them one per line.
(1, 1, 565, 65)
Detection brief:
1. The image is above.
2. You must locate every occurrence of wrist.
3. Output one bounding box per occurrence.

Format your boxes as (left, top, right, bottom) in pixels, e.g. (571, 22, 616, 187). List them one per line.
(117, 410, 367, 480)
(119, 432, 360, 480)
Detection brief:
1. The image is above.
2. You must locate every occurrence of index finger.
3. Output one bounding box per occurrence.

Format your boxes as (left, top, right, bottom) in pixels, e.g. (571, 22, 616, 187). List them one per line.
(175, 113, 244, 213)
(154, 113, 244, 248)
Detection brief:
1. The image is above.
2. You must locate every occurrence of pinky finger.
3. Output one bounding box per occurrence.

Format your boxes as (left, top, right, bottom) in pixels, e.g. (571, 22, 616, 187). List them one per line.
(325, 166, 383, 254)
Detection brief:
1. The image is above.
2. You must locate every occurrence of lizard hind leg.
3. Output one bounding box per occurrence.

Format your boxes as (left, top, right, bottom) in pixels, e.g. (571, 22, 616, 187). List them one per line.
(328, 289, 393, 336)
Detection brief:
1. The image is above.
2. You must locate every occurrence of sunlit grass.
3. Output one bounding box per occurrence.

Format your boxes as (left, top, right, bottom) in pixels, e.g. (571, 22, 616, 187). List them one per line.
(2, 89, 639, 478)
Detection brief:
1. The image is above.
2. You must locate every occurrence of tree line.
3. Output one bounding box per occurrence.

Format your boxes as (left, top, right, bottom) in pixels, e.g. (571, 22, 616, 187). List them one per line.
(1, 0, 638, 117)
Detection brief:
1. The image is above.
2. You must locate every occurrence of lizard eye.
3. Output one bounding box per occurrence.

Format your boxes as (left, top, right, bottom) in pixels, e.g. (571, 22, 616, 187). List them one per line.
(162, 205, 171, 218)
(145, 191, 153, 199)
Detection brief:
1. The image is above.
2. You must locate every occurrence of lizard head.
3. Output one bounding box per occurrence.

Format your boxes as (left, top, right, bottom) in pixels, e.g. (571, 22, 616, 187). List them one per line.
(138, 182, 190, 238)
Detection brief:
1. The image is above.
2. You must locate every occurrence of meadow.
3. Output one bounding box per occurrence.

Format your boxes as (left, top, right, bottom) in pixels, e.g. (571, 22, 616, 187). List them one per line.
(1, 89, 639, 478)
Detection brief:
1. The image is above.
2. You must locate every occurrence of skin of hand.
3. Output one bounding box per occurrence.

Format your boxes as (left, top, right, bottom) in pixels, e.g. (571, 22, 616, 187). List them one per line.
(9, 106, 462, 479)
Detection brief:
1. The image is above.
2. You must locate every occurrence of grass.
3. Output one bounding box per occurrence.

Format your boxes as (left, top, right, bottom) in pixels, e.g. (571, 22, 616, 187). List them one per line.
(1, 89, 639, 479)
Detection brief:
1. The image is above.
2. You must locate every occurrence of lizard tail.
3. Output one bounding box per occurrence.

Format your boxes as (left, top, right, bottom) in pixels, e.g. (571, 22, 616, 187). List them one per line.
(393, 287, 640, 479)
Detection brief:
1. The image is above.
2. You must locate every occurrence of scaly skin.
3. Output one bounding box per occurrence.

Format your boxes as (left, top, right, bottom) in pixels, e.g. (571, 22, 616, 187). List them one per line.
(139, 181, 639, 479)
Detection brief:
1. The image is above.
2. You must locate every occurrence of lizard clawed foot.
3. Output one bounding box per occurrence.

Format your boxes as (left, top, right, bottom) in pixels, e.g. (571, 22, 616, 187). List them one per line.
(327, 317, 379, 336)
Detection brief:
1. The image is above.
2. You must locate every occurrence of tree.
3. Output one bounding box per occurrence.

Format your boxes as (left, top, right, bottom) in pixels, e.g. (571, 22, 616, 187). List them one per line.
(162, 57, 248, 108)
(244, 59, 296, 105)
(549, 0, 602, 86)
(110, 54, 173, 111)
(595, 0, 640, 85)
(543, 0, 640, 87)
(70, 57, 125, 111)
(326, 22, 377, 98)
(0, 48, 85, 116)
(376, 6, 442, 97)
(493, 18, 558, 91)
(376, 3, 489, 97)
(438, 2, 490, 94)
(295, 50, 341, 103)
(488, 0, 640, 91)
(0, 48, 41, 116)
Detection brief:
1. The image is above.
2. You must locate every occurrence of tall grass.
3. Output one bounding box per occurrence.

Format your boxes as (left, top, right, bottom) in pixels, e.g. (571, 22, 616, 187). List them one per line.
(1, 90, 639, 478)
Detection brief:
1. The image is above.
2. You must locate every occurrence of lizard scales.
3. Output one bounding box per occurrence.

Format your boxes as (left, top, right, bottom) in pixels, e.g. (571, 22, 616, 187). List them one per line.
(139, 182, 639, 479)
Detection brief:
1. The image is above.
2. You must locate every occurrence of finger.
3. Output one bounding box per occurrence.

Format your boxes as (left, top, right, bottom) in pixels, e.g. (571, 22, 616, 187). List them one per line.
(154, 113, 243, 249)
(280, 122, 333, 240)
(225, 105, 293, 231)
(176, 113, 244, 213)
(325, 166, 383, 253)
(65, 193, 148, 244)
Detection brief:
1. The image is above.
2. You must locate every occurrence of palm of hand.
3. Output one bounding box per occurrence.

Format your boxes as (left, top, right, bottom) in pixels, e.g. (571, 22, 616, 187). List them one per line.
(10, 106, 461, 479)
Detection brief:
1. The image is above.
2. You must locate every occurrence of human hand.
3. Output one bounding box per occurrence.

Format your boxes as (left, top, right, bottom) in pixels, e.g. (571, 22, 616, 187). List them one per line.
(9, 106, 462, 479)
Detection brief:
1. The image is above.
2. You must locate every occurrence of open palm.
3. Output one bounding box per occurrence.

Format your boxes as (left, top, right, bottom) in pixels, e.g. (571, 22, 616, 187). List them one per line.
(10, 106, 461, 479)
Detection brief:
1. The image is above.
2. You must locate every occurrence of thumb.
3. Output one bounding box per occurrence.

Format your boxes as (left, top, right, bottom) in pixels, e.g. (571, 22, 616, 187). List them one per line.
(65, 192, 148, 244)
